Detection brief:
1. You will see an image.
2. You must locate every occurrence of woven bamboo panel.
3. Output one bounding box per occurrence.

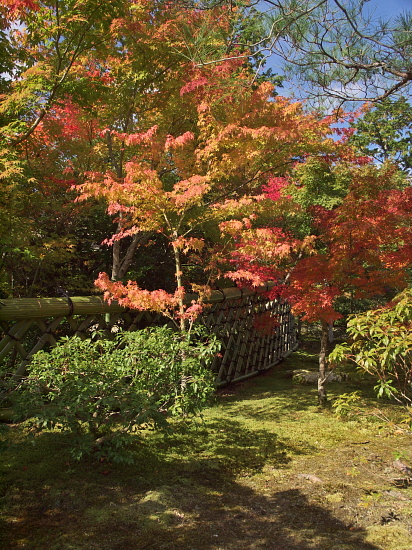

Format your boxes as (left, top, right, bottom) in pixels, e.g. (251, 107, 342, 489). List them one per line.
(0, 286, 297, 387)
(203, 292, 296, 384)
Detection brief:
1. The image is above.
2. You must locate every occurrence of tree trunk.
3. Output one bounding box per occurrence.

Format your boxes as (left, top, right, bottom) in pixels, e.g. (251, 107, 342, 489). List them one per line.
(111, 236, 121, 282)
(297, 316, 303, 339)
(111, 231, 151, 282)
(172, 241, 186, 332)
(318, 321, 329, 406)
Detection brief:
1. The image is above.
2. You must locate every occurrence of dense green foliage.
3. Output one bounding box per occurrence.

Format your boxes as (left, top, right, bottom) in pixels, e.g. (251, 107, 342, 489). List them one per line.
(349, 98, 412, 172)
(15, 326, 220, 463)
(330, 288, 412, 415)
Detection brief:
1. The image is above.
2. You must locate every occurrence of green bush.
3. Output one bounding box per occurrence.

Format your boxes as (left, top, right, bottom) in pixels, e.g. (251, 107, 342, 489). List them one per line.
(330, 288, 412, 418)
(15, 326, 220, 463)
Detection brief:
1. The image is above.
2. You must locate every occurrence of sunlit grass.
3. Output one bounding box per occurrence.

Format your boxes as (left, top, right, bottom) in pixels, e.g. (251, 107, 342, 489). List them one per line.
(1, 341, 411, 550)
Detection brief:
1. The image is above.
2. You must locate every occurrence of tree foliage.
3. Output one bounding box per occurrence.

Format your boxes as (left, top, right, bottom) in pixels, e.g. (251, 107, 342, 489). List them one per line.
(265, 0, 412, 105)
(0, 0, 257, 295)
(349, 97, 412, 172)
(186, 1, 412, 107)
(75, 59, 335, 325)
(221, 159, 412, 403)
(2, 0, 412, 411)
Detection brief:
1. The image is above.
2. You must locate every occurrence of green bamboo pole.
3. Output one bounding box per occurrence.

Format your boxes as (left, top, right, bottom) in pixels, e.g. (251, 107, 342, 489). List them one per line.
(0, 296, 125, 321)
(0, 284, 276, 322)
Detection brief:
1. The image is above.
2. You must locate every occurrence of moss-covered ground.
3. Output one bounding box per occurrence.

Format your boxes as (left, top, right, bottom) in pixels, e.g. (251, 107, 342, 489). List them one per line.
(1, 339, 412, 549)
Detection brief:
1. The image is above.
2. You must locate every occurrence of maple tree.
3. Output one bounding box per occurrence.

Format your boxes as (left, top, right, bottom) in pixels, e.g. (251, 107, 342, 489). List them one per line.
(222, 160, 412, 403)
(73, 68, 337, 329)
(3, 0, 332, 301)
(2, 0, 271, 296)
(0, 92, 112, 296)
(2, 1, 411, 415)
(0, 0, 247, 295)
(0, 0, 124, 294)
(0, 0, 128, 145)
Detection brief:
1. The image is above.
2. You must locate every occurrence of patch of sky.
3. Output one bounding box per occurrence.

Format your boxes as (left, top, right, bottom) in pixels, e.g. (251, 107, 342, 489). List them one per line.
(253, 0, 412, 106)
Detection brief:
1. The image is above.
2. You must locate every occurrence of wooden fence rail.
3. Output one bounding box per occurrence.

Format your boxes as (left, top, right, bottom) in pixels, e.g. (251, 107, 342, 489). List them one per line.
(0, 285, 297, 389)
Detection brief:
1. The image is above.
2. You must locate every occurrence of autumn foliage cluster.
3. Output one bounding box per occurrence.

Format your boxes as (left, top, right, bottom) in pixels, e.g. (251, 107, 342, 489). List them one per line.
(1, 0, 412, 341)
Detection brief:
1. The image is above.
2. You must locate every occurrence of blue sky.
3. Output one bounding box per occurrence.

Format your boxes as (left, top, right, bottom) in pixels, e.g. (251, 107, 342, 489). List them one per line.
(372, 0, 411, 18)
(260, 0, 412, 104)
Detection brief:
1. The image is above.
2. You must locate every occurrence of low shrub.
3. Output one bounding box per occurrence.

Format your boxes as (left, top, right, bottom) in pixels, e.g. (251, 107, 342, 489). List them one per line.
(15, 326, 220, 463)
(330, 288, 412, 423)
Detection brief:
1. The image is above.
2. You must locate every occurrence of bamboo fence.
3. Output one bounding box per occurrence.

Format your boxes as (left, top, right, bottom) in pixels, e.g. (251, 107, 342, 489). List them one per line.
(0, 286, 297, 390)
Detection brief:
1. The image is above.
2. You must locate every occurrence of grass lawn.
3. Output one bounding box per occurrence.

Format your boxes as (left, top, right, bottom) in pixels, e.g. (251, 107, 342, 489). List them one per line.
(1, 339, 412, 549)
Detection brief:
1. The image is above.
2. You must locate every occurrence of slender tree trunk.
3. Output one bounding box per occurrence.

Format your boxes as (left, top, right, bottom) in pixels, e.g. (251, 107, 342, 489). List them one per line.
(297, 316, 303, 339)
(318, 321, 329, 406)
(172, 241, 186, 332)
(105, 124, 152, 284)
(111, 236, 121, 281)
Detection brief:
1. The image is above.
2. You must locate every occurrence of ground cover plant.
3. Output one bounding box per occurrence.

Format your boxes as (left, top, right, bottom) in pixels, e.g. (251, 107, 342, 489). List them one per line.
(1, 338, 412, 550)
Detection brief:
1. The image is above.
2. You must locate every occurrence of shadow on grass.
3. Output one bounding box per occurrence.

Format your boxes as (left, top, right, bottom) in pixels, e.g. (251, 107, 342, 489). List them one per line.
(1, 414, 380, 550)
(152, 486, 382, 550)
(0, 355, 389, 550)
(157, 417, 314, 477)
(1, 414, 305, 487)
(1, 442, 381, 549)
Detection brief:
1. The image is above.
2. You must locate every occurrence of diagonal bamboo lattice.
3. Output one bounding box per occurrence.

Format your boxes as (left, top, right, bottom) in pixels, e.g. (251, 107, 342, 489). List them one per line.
(0, 286, 297, 389)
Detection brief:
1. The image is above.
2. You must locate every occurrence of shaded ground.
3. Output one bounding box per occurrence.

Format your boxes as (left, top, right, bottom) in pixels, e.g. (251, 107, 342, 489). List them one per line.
(1, 343, 412, 549)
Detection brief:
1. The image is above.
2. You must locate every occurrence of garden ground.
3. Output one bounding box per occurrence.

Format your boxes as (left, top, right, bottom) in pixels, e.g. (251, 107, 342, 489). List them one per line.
(1, 340, 412, 550)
